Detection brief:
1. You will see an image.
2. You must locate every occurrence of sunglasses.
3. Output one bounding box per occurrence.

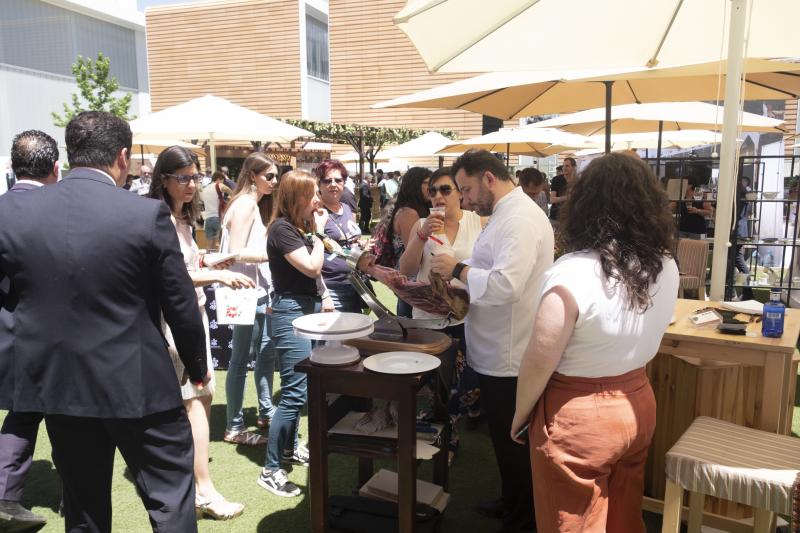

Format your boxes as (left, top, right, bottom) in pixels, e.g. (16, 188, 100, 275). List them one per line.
(262, 172, 278, 181)
(164, 173, 203, 185)
(428, 184, 455, 197)
(321, 177, 344, 185)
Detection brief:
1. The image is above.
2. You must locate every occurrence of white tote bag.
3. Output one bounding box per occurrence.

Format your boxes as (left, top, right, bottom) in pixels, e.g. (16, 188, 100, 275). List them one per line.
(215, 285, 259, 325)
(215, 210, 259, 325)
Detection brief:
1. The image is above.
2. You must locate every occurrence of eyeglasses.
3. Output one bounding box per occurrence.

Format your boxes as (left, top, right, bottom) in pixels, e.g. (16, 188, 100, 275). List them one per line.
(164, 173, 202, 185)
(428, 184, 455, 197)
(321, 178, 344, 185)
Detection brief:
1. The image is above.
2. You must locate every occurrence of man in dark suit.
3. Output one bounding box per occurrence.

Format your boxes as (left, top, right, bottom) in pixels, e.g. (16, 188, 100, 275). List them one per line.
(0, 111, 209, 533)
(0, 130, 60, 531)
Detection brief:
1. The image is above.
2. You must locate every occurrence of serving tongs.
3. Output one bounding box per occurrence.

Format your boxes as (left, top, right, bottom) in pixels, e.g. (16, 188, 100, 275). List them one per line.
(342, 248, 457, 340)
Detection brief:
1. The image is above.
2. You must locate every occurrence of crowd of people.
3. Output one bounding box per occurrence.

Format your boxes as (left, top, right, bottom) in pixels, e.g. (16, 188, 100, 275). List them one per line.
(0, 111, 680, 533)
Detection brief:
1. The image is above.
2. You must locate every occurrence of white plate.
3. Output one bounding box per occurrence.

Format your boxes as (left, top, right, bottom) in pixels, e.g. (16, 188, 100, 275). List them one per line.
(293, 312, 373, 335)
(363, 352, 441, 375)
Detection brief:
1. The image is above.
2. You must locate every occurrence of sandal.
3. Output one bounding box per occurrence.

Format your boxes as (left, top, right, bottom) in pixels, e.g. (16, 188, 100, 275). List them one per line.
(196, 496, 244, 521)
(223, 429, 267, 446)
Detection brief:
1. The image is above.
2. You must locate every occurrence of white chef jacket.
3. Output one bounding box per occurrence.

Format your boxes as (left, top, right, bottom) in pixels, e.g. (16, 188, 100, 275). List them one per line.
(464, 186, 554, 377)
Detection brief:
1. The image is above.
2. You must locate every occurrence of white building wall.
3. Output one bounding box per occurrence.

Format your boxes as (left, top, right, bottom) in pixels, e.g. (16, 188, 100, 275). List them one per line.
(307, 76, 331, 122)
(0, 64, 145, 159)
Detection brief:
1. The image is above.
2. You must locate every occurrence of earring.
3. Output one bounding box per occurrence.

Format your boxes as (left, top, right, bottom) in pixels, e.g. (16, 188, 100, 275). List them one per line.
(250, 182, 257, 193)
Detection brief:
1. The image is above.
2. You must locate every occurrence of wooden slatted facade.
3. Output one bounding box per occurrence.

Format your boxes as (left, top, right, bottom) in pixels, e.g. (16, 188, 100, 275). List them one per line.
(146, 0, 302, 118)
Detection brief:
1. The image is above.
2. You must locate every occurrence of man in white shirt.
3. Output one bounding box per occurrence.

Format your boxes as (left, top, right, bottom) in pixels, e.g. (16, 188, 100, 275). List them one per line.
(432, 149, 553, 533)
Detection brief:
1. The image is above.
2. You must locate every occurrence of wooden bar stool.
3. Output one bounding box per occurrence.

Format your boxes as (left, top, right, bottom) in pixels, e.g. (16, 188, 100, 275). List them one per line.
(661, 416, 800, 533)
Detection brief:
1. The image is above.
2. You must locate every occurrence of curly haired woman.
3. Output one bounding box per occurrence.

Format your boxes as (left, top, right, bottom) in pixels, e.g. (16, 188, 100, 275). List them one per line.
(511, 153, 679, 533)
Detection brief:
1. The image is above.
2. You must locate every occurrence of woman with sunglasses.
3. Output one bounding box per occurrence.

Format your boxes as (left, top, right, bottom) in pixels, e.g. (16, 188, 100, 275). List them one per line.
(149, 146, 253, 520)
(315, 159, 362, 313)
(220, 153, 280, 447)
(398, 167, 486, 459)
(259, 170, 329, 498)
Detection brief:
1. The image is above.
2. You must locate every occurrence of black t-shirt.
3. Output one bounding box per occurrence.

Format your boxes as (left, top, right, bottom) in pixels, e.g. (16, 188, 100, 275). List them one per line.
(267, 218, 317, 296)
(359, 183, 373, 207)
(549, 175, 567, 220)
(679, 201, 707, 234)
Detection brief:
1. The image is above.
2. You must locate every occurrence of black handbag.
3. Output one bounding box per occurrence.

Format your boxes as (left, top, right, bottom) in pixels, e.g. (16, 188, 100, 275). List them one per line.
(329, 495, 441, 533)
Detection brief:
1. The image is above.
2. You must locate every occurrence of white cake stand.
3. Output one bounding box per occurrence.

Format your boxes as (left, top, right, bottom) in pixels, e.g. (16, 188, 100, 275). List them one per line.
(292, 312, 374, 366)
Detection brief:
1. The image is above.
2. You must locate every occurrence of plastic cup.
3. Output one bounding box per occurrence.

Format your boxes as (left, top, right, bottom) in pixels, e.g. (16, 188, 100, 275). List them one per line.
(429, 206, 446, 235)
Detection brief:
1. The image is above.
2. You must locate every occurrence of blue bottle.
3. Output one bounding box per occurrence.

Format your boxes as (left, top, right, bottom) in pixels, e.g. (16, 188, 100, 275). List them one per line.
(761, 288, 785, 338)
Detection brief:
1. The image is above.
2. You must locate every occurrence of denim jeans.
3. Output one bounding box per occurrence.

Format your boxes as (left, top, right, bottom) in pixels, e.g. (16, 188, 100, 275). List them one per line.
(265, 294, 320, 470)
(225, 295, 276, 431)
(328, 284, 363, 313)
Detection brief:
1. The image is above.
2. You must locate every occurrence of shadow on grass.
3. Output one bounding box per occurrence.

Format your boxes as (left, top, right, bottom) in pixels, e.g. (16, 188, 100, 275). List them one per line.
(21, 460, 61, 513)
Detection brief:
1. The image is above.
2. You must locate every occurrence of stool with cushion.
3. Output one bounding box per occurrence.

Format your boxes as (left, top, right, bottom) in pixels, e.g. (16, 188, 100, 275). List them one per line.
(661, 416, 800, 533)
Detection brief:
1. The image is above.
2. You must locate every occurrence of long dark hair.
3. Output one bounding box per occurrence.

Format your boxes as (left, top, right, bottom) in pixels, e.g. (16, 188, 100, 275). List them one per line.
(386, 167, 432, 243)
(149, 145, 200, 224)
(560, 153, 675, 311)
(228, 152, 278, 225)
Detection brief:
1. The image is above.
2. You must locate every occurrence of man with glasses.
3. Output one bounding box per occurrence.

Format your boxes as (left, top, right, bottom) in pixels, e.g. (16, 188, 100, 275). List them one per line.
(0, 111, 209, 532)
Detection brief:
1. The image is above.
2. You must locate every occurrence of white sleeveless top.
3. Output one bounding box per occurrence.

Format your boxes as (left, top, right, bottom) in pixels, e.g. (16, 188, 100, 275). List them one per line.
(220, 195, 272, 296)
(413, 209, 482, 324)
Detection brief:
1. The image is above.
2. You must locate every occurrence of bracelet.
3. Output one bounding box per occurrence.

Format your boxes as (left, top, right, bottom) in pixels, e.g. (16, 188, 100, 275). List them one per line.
(416, 230, 429, 242)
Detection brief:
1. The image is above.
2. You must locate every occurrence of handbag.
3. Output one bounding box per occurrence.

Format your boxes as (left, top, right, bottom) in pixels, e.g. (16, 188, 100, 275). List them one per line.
(215, 207, 259, 325)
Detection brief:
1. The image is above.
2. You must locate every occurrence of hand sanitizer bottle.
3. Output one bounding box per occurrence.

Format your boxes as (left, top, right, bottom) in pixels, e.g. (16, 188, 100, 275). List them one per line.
(761, 288, 785, 338)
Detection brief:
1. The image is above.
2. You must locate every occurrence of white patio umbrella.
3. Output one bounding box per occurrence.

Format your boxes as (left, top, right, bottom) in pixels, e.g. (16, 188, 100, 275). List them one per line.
(393, 0, 800, 73)
(131, 136, 205, 163)
(391, 0, 800, 299)
(129, 95, 313, 170)
(529, 101, 784, 174)
(574, 130, 732, 156)
(380, 132, 459, 158)
(437, 128, 594, 161)
(529, 102, 784, 137)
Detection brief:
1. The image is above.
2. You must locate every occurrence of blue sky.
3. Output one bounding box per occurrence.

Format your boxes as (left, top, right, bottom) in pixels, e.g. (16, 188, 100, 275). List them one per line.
(137, 0, 201, 11)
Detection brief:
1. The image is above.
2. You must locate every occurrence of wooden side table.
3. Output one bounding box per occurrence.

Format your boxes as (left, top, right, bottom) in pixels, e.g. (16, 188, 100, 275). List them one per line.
(297, 329, 455, 533)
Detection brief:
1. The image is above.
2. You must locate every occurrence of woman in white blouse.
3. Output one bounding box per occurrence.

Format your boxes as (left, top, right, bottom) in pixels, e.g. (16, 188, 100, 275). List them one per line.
(511, 153, 679, 533)
(399, 167, 486, 457)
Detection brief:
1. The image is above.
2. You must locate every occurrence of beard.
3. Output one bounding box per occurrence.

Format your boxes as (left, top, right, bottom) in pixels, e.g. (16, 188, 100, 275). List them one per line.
(473, 181, 495, 216)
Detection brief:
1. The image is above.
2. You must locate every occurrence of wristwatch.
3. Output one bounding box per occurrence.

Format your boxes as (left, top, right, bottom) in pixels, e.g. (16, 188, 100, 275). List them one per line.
(451, 262, 467, 281)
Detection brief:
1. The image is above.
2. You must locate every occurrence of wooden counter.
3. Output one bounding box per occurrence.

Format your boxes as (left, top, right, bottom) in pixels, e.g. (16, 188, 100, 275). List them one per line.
(645, 299, 800, 523)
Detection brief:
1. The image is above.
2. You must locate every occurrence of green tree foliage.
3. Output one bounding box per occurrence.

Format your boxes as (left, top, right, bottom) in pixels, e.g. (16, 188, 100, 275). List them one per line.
(51, 53, 134, 127)
(284, 119, 456, 174)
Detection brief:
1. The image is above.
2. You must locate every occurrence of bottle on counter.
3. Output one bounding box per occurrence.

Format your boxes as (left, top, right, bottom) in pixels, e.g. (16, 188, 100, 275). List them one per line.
(761, 288, 785, 338)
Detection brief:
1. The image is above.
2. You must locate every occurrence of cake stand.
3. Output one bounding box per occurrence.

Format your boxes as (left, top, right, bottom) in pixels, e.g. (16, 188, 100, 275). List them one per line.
(293, 311, 374, 366)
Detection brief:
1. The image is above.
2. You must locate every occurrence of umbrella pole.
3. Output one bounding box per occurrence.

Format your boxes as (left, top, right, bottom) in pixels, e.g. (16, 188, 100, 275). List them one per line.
(506, 143, 510, 170)
(710, 0, 747, 301)
(438, 156, 444, 169)
(209, 133, 217, 174)
(140, 145, 144, 166)
(603, 81, 614, 154)
(655, 120, 663, 178)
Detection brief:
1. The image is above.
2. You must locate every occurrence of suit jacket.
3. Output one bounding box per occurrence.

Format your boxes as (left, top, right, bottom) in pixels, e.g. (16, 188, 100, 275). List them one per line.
(0, 168, 207, 417)
(0, 180, 44, 403)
